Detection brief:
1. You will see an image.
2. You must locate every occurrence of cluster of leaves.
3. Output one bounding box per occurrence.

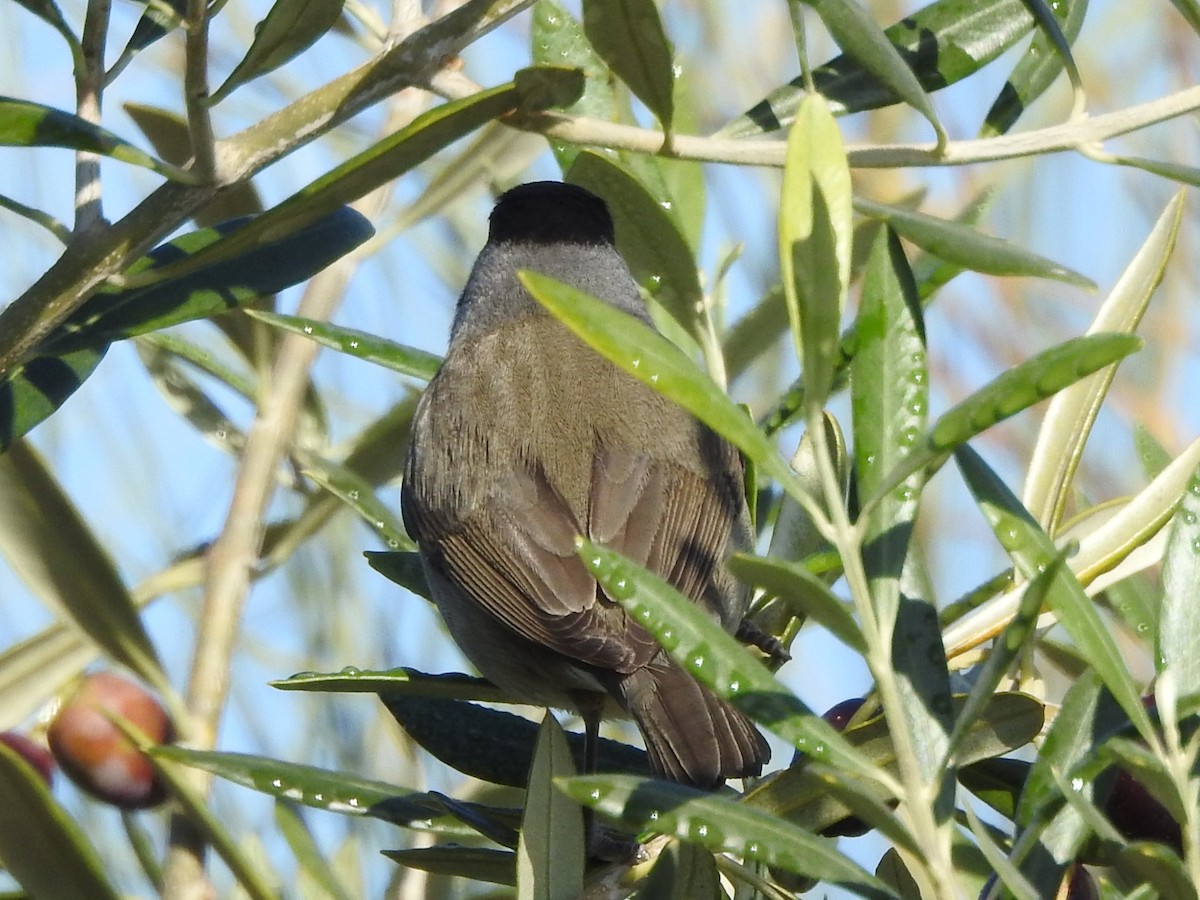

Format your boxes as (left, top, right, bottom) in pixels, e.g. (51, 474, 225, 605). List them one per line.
(0, 0, 1199, 897)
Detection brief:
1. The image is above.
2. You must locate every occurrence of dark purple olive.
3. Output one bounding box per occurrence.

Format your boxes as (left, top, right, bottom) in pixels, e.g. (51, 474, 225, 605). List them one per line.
(48, 672, 174, 810)
(1104, 766, 1182, 852)
(0, 731, 55, 786)
(819, 698, 869, 838)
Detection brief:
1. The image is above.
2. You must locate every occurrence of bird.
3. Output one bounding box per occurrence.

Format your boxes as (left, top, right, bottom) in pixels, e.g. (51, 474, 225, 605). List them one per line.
(400, 181, 769, 788)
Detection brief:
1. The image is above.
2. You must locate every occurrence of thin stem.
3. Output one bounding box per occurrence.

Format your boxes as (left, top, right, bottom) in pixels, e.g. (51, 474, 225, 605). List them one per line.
(74, 0, 111, 232)
(184, 0, 216, 177)
(159, 89, 428, 900)
(786, 0, 815, 94)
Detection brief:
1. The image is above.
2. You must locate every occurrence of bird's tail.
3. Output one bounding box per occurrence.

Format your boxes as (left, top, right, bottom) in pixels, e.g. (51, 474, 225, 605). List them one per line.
(616, 662, 769, 788)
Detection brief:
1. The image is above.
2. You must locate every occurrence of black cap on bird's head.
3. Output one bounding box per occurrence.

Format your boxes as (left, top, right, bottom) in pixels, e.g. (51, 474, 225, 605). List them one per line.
(488, 181, 615, 246)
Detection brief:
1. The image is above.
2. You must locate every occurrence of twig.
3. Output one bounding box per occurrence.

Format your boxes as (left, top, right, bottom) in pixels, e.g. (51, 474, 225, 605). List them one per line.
(184, 0, 216, 178)
(158, 85, 430, 900)
(74, 0, 111, 232)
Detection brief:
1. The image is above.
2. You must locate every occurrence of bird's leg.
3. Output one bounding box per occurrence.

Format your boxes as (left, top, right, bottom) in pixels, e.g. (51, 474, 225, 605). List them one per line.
(736, 617, 792, 666)
(570, 691, 640, 863)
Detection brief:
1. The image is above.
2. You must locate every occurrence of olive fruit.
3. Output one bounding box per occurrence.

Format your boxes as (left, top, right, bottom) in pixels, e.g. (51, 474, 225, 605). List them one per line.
(48, 672, 173, 810)
(0, 731, 54, 786)
(818, 698, 870, 838)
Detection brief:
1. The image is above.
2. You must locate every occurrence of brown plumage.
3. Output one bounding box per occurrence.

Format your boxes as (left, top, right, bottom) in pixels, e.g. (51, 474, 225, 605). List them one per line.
(401, 182, 769, 787)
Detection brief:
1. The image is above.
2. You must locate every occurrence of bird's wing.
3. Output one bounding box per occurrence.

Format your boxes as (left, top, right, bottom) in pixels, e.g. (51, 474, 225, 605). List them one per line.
(402, 440, 745, 675)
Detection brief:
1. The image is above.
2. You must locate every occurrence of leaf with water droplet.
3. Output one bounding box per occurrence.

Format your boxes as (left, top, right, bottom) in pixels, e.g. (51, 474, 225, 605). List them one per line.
(246, 310, 441, 381)
(559, 773, 888, 889)
(956, 445, 1153, 742)
(1156, 465, 1200, 696)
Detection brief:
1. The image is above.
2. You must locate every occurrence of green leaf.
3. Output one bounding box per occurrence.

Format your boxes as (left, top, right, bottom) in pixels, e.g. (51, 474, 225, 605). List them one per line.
(565, 151, 703, 340)
(0, 96, 194, 182)
(154, 745, 443, 825)
(364, 549, 431, 600)
(576, 537, 887, 786)
(582, 0, 675, 131)
(245, 312, 442, 381)
(0, 344, 108, 453)
(10, 0, 79, 49)
(516, 715, 584, 900)
(744, 693, 1041, 834)
(854, 197, 1094, 288)
(51, 206, 374, 350)
(128, 74, 583, 287)
(0, 624, 100, 730)
(720, 0, 1035, 137)
(980, 0, 1088, 137)
(1112, 842, 1197, 900)
(779, 93, 853, 408)
(135, 339, 247, 456)
(0, 743, 123, 900)
(531, 0, 622, 170)
(852, 229, 948, 774)
(931, 334, 1140, 454)
(945, 551, 1064, 763)
(806, 0, 945, 144)
(955, 445, 1154, 742)
(105, 0, 187, 83)
(638, 840, 722, 899)
(1156, 461, 1200, 698)
(0, 191, 71, 243)
(730, 552, 865, 653)
(271, 666, 501, 699)
(302, 461, 414, 551)
(383, 846, 515, 886)
(1022, 192, 1184, 533)
(380, 692, 649, 788)
(519, 271, 823, 521)
(865, 333, 1141, 522)
(0, 441, 164, 688)
(958, 757, 1030, 822)
(560, 774, 890, 893)
(211, 0, 346, 103)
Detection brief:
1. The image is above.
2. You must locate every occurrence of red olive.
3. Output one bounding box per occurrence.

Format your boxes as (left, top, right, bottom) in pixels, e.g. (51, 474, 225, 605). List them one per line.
(0, 731, 55, 786)
(48, 672, 174, 810)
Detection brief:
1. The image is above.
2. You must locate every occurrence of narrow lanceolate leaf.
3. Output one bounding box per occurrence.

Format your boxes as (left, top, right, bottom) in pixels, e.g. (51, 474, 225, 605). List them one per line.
(50, 207, 374, 351)
(0, 744, 122, 900)
(128, 73, 583, 288)
(854, 197, 1094, 288)
(806, 0, 945, 144)
(0, 624, 99, 729)
(105, 0, 187, 83)
(779, 94, 853, 408)
(1156, 461, 1200, 698)
(211, 0, 346, 103)
(981, 0, 1088, 137)
(246, 311, 441, 380)
(945, 551, 1066, 764)
(0, 97, 193, 182)
(559, 774, 890, 893)
(943, 437, 1200, 660)
(720, 0, 1035, 137)
(729, 553, 865, 653)
(566, 151, 703, 339)
(302, 462, 413, 551)
(853, 227, 952, 783)
(864, 333, 1141, 519)
(383, 847, 516, 885)
(154, 745, 440, 823)
(577, 538, 889, 789)
(519, 271, 824, 521)
(1023, 193, 1184, 533)
(852, 228, 928, 606)
(11, 0, 78, 47)
(517, 715, 584, 900)
(0, 441, 163, 689)
(955, 445, 1154, 743)
(582, 0, 675, 132)
(532, 0, 622, 170)
(0, 345, 107, 453)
